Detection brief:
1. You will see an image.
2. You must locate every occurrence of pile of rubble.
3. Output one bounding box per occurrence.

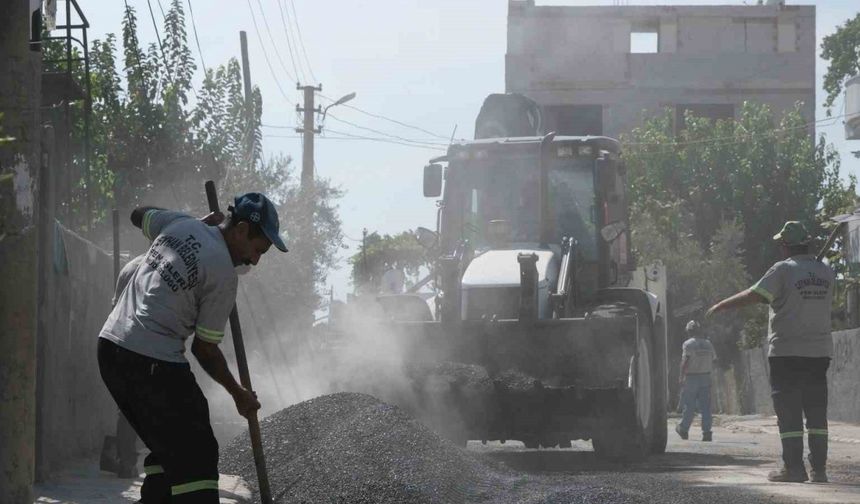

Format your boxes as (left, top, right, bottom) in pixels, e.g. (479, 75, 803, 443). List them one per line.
(221, 392, 478, 504)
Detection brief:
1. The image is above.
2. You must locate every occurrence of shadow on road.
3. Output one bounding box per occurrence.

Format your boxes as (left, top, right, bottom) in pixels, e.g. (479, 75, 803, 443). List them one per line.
(478, 449, 767, 474)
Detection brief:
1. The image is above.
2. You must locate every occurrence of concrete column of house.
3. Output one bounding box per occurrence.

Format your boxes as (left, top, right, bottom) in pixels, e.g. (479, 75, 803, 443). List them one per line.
(0, 1, 42, 502)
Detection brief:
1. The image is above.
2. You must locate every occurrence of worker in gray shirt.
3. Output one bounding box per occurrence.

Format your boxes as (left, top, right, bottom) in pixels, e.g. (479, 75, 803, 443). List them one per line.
(98, 192, 287, 503)
(675, 320, 716, 442)
(100, 254, 145, 478)
(707, 221, 834, 483)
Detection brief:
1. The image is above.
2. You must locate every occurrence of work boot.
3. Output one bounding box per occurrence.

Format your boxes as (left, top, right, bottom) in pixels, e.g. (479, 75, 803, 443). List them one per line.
(809, 467, 828, 483)
(675, 424, 688, 440)
(767, 466, 808, 483)
(702, 431, 712, 442)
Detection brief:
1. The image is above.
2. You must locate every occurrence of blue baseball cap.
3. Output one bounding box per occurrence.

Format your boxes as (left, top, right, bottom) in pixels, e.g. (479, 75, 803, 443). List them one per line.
(229, 192, 288, 252)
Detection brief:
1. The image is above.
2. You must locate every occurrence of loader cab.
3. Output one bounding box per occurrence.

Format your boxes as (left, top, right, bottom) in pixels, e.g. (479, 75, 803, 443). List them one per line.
(426, 136, 632, 307)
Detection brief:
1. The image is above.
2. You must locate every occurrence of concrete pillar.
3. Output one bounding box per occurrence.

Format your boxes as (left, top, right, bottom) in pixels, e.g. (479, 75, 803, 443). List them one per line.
(0, 1, 42, 502)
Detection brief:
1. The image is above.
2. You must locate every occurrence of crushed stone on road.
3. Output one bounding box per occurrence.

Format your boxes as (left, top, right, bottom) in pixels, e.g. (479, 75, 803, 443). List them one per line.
(220, 392, 653, 504)
(221, 392, 477, 504)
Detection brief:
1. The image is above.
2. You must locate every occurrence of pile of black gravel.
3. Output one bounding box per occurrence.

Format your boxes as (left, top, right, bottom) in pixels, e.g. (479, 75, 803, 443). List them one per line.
(220, 392, 479, 504)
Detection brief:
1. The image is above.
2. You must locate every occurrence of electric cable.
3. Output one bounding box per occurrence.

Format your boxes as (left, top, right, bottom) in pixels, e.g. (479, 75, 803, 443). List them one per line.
(323, 127, 446, 149)
(186, 0, 207, 74)
(145, 0, 175, 88)
(251, 0, 299, 84)
(244, 0, 296, 105)
(288, 0, 317, 83)
(264, 132, 446, 151)
(316, 92, 452, 141)
(325, 113, 449, 146)
(275, 0, 305, 83)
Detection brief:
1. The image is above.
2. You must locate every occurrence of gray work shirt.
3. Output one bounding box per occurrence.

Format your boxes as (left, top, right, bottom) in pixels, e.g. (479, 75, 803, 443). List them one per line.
(112, 254, 145, 307)
(99, 210, 238, 363)
(682, 337, 716, 374)
(751, 254, 834, 358)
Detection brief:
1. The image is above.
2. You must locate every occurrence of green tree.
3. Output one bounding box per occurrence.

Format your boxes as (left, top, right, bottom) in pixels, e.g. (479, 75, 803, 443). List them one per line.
(821, 12, 860, 112)
(350, 230, 432, 292)
(623, 102, 856, 347)
(40, 2, 344, 325)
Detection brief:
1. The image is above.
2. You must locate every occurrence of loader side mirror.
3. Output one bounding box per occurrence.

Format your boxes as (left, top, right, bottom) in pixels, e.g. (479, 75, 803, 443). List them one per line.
(423, 164, 443, 197)
(416, 227, 438, 249)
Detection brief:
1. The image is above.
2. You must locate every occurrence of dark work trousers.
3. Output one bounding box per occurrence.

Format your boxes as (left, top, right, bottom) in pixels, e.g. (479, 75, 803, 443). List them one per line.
(98, 338, 220, 503)
(769, 356, 830, 471)
(117, 410, 139, 471)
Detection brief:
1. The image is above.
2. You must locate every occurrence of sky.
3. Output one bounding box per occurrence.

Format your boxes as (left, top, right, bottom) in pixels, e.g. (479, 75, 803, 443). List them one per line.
(70, 0, 859, 300)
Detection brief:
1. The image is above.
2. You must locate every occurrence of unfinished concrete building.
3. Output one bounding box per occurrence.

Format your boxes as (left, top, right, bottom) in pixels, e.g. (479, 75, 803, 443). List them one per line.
(505, 0, 816, 138)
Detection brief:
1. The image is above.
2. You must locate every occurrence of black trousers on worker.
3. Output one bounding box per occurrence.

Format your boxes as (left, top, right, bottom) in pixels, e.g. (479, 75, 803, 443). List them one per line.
(98, 338, 220, 503)
(769, 356, 830, 471)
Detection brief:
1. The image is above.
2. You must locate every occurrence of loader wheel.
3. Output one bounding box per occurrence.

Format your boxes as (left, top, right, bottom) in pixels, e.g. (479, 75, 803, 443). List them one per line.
(650, 315, 668, 454)
(589, 303, 656, 461)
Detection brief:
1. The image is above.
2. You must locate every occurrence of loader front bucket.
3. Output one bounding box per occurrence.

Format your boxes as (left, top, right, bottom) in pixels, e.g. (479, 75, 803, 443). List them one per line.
(392, 316, 639, 445)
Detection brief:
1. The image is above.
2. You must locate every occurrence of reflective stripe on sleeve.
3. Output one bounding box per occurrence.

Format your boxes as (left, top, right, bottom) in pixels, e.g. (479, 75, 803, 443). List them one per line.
(143, 210, 155, 240)
(196, 326, 224, 344)
(780, 431, 804, 439)
(171, 479, 219, 496)
(751, 285, 773, 303)
(144, 464, 164, 475)
(808, 428, 829, 436)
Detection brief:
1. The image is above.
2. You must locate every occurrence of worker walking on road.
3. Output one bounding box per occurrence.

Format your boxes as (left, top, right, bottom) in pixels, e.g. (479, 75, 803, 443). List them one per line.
(675, 320, 716, 442)
(707, 221, 834, 483)
(98, 193, 288, 503)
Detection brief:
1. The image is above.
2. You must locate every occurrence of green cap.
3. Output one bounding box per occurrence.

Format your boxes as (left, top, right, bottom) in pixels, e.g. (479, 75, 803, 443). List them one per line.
(773, 221, 810, 246)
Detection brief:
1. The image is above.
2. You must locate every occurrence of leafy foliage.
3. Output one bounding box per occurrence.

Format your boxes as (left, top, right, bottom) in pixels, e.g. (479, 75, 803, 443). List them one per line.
(821, 12, 860, 112)
(350, 230, 432, 292)
(44, 2, 343, 321)
(623, 102, 856, 348)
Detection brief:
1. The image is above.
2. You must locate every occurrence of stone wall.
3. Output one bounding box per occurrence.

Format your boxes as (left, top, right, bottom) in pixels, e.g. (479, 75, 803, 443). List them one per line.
(731, 330, 860, 423)
(35, 223, 117, 479)
(828, 329, 860, 423)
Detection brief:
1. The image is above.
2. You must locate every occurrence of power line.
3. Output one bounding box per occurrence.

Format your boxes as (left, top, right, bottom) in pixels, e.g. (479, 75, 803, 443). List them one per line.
(150, 0, 204, 103)
(262, 120, 448, 148)
(317, 92, 452, 141)
(156, 0, 167, 18)
(251, 0, 299, 84)
(244, 0, 296, 105)
(275, 0, 305, 83)
(263, 132, 446, 151)
(323, 128, 447, 150)
(145, 0, 175, 88)
(325, 114, 449, 146)
(288, 0, 317, 83)
(185, 0, 207, 74)
(263, 118, 447, 146)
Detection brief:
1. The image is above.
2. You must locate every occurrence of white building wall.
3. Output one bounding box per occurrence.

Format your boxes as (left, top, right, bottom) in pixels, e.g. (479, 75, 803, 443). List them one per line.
(506, 1, 816, 139)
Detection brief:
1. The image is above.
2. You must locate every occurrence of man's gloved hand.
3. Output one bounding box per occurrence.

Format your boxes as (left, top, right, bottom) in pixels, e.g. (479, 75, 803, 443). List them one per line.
(232, 387, 261, 419)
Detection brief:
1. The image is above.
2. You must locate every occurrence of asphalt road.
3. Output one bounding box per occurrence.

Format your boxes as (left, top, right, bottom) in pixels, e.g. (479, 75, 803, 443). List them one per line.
(463, 415, 860, 504)
(34, 414, 860, 503)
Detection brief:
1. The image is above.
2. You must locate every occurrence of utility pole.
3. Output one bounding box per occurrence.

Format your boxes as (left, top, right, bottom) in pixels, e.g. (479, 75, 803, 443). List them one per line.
(239, 32, 255, 172)
(295, 83, 321, 329)
(0, 1, 42, 501)
(295, 83, 322, 191)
